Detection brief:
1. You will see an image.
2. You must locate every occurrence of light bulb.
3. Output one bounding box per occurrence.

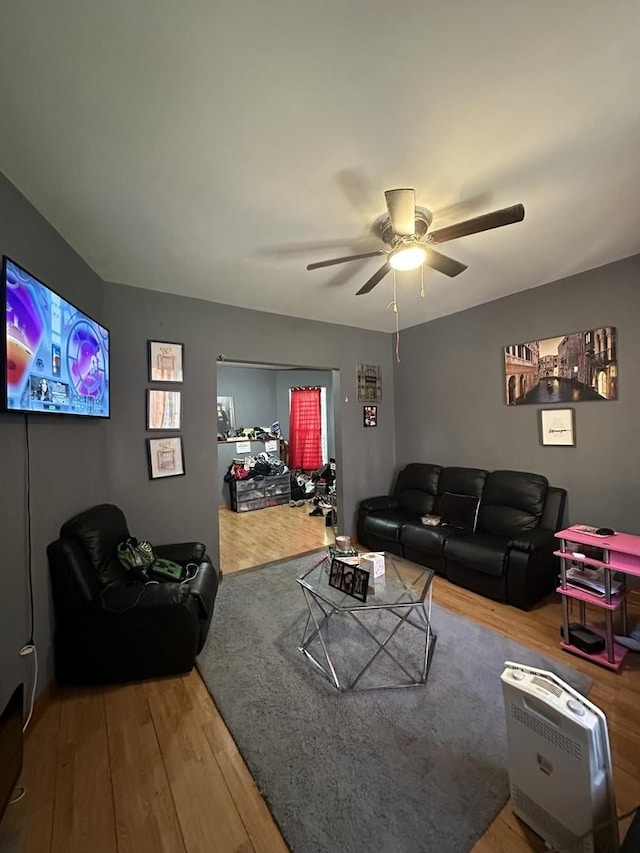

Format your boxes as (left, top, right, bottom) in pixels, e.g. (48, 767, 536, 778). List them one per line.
(389, 245, 427, 271)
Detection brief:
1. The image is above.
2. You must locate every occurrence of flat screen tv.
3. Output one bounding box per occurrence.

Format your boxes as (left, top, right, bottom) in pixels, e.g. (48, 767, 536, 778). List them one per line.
(0, 684, 24, 825)
(2, 256, 110, 417)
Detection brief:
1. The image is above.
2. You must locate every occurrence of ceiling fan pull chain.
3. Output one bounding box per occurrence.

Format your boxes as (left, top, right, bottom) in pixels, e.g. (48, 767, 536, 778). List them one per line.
(420, 264, 425, 298)
(387, 269, 400, 362)
(387, 271, 399, 313)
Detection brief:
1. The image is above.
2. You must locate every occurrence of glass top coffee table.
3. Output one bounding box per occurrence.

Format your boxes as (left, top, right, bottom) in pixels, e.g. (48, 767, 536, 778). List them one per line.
(296, 551, 436, 691)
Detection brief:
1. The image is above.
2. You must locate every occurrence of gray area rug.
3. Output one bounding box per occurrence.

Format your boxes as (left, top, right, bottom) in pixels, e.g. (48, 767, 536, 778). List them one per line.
(198, 552, 591, 853)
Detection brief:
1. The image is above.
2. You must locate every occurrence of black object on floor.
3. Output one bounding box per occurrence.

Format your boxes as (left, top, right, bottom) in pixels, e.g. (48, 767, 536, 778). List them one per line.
(560, 623, 606, 655)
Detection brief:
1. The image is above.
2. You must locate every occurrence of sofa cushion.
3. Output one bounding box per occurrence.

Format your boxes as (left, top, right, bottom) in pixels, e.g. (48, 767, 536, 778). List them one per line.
(477, 470, 549, 537)
(397, 489, 437, 516)
(60, 503, 130, 584)
(401, 521, 467, 556)
(439, 492, 480, 531)
(444, 532, 510, 577)
(437, 467, 488, 499)
(394, 463, 441, 515)
(360, 510, 411, 543)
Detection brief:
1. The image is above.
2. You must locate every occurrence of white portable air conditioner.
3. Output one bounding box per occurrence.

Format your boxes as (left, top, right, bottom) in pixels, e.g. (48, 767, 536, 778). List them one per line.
(501, 662, 619, 853)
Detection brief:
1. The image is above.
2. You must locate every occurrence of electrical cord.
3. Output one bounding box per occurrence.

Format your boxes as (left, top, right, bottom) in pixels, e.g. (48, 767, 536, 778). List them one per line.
(24, 416, 35, 645)
(548, 803, 640, 852)
(21, 415, 38, 735)
(100, 581, 155, 614)
(9, 787, 26, 806)
(182, 562, 200, 583)
(20, 645, 38, 733)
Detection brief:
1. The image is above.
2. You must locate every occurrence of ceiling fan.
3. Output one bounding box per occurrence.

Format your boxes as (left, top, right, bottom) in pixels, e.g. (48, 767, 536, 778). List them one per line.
(306, 189, 525, 295)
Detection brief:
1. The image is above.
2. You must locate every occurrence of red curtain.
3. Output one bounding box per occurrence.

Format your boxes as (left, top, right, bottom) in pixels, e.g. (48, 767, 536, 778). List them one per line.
(289, 387, 322, 470)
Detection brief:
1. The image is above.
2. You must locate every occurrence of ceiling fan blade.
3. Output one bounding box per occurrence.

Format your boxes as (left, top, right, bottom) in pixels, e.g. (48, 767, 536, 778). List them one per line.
(307, 250, 386, 271)
(356, 262, 391, 295)
(427, 203, 525, 244)
(424, 248, 468, 278)
(385, 188, 416, 236)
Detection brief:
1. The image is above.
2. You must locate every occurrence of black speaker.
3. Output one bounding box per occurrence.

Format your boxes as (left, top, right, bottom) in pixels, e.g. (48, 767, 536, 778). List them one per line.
(560, 623, 606, 655)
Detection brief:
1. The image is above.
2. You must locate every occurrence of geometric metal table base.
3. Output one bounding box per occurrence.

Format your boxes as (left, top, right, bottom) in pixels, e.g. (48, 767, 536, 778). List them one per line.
(297, 553, 437, 692)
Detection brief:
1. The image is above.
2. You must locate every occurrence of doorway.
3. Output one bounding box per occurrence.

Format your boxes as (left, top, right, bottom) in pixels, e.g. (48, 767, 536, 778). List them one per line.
(217, 360, 340, 574)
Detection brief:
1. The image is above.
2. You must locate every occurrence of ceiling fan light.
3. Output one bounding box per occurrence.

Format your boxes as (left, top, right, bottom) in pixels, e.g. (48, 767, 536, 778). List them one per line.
(389, 244, 427, 271)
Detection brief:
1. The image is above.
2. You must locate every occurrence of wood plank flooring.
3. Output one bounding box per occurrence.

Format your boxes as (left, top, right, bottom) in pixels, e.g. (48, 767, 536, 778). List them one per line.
(2, 505, 639, 852)
(219, 502, 334, 574)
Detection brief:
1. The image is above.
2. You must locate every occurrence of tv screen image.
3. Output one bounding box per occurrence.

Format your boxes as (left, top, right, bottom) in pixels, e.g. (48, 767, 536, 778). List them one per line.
(3, 257, 110, 417)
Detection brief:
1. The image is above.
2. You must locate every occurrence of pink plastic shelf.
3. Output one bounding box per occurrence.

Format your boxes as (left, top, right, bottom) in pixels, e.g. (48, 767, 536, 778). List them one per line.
(556, 584, 627, 611)
(559, 625, 628, 672)
(555, 528, 640, 578)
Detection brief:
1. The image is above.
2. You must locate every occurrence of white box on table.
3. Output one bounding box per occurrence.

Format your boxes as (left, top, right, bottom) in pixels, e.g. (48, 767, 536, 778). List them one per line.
(360, 552, 385, 578)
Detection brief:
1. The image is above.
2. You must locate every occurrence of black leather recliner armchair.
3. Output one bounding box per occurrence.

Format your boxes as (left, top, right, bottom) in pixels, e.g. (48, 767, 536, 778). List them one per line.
(47, 503, 220, 684)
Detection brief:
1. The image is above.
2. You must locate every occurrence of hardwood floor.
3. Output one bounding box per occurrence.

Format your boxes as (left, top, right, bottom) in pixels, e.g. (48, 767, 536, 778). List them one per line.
(3, 508, 640, 852)
(219, 502, 334, 574)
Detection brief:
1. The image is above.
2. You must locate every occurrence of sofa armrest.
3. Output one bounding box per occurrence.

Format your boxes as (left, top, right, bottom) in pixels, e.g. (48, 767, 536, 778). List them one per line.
(154, 541, 207, 564)
(359, 495, 398, 513)
(185, 561, 219, 621)
(507, 529, 555, 553)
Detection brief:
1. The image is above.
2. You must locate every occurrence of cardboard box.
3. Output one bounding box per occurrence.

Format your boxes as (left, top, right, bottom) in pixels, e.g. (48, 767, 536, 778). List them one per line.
(360, 552, 385, 578)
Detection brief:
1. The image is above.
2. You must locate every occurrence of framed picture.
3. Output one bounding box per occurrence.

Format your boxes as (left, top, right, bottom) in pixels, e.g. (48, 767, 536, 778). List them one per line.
(357, 363, 382, 402)
(147, 436, 185, 479)
(503, 327, 617, 405)
(149, 340, 184, 383)
(147, 389, 182, 430)
(217, 396, 235, 437)
(363, 405, 377, 427)
(328, 558, 370, 602)
(539, 408, 576, 446)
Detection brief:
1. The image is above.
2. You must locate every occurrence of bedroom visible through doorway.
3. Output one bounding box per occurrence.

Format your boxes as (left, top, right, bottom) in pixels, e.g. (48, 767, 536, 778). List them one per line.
(217, 360, 339, 574)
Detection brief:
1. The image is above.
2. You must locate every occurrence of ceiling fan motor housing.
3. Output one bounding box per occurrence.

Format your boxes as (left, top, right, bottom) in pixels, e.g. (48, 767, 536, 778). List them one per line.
(374, 205, 433, 245)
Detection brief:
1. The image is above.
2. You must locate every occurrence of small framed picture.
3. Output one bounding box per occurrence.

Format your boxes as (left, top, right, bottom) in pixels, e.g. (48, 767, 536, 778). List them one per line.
(328, 558, 370, 602)
(350, 566, 370, 602)
(539, 408, 576, 446)
(149, 340, 184, 383)
(147, 389, 182, 430)
(363, 405, 377, 428)
(328, 558, 343, 589)
(147, 436, 185, 479)
(357, 363, 382, 402)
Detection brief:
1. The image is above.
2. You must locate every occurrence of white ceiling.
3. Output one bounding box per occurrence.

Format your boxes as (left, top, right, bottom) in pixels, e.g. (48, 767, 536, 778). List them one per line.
(2, 1, 640, 332)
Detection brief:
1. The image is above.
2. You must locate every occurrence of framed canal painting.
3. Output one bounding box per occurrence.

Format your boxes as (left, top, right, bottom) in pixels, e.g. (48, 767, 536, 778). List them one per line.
(503, 327, 617, 406)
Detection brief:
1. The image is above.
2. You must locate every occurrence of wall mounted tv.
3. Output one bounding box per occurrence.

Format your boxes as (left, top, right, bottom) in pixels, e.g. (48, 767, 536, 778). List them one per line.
(2, 256, 110, 418)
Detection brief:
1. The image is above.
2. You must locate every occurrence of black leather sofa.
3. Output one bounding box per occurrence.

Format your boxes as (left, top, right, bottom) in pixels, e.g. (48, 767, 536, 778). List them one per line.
(47, 503, 220, 684)
(357, 464, 566, 610)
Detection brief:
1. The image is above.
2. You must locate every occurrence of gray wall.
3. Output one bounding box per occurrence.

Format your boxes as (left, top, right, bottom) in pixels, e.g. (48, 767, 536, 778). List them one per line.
(103, 283, 397, 566)
(394, 254, 640, 531)
(0, 174, 109, 703)
(217, 364, 277, 430)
